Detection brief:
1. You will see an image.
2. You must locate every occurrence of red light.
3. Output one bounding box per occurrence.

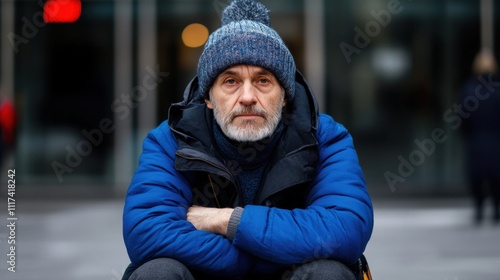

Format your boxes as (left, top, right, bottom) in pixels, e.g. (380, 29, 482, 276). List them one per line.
(0, 99, 16, 145)
(44, 0, 82, 23)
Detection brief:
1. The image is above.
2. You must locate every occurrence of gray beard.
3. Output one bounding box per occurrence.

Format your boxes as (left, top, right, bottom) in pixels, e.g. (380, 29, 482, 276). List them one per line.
(211, 97, 284, 142)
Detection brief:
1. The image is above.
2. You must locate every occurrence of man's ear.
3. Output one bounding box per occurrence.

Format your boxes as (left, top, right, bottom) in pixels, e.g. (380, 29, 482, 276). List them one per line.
(282, 98, 287, 107)
(205, 98, 214, 109)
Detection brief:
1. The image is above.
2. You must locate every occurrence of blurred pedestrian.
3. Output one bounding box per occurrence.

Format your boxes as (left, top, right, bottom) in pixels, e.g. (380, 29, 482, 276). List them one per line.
(461, 48, 500, 224)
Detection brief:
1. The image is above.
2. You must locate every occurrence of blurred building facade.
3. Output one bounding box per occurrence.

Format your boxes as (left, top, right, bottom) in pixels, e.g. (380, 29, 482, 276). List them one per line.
(0, 0, 497, 197)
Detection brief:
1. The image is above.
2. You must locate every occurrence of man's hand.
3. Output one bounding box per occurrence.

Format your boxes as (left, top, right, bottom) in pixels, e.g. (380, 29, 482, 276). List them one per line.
(187, 206, 234, 236)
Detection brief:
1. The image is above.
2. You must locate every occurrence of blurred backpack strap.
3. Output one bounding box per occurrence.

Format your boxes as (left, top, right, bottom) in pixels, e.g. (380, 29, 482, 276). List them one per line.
(360, 254, 372, 280)
(350, 254, 373, 280)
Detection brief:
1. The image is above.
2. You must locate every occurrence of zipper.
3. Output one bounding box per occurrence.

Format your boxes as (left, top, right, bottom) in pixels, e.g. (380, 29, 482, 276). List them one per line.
(176, 150, 242, 205)
(254, 144, 317, 205)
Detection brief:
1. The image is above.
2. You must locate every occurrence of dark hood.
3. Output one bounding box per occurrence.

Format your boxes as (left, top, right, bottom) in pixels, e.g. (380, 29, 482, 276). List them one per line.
(168, 71, 319, 141)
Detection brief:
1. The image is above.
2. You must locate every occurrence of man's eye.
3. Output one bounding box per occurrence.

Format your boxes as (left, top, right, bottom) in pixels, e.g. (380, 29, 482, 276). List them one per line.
(224, 79, 236, 85)
(258, 78, 270, 84)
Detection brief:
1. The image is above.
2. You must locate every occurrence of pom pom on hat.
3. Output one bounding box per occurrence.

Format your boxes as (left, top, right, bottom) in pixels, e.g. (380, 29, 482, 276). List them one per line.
(221, 0, 270, 26)
(197, 0, 296, 100)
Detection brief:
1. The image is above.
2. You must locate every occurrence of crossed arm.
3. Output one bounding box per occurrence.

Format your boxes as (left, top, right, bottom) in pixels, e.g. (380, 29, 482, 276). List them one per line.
(124, 116, 373, 276)
(186, 206, 234, 236)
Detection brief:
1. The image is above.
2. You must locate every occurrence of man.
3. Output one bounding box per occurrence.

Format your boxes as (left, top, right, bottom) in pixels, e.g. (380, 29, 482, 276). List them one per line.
(461, 49, 500, 224)
(122, 0, 373, 279)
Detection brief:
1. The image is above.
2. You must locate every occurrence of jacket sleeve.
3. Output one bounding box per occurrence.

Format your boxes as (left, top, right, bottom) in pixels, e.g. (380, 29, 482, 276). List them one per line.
(122, 121, 254, 277)
(231, 114, 374, 265)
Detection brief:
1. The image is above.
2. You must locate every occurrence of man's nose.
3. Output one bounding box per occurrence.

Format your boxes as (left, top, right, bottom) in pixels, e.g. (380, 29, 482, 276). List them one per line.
(238, 82, 257, 106)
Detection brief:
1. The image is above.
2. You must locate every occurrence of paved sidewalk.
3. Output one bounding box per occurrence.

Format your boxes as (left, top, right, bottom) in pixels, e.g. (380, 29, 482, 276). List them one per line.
(0, 199, 130, 280)
(0, 197, 498, 280)
(365, 198, 500, 280)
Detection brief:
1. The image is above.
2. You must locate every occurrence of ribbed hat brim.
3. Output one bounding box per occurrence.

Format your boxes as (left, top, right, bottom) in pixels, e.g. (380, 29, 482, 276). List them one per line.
(197, 20, 296, 99)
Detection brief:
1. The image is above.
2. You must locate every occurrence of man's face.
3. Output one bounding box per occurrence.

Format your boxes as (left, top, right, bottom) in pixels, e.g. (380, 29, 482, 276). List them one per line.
(206, 65, 287, 142)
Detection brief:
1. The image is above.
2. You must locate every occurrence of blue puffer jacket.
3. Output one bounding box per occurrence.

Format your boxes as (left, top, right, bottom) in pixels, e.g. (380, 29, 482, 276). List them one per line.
(123, 73, 373, 278)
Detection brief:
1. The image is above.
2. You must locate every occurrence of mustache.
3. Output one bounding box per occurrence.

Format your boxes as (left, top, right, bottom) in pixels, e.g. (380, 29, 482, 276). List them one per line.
(229, 106, 267, 120)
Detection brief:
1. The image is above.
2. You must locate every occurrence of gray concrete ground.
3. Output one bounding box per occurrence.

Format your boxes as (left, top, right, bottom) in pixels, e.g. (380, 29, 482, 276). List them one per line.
(365, 198, 500, 280)
(1, 199, 130, 280)
(0, 197, 499, 280)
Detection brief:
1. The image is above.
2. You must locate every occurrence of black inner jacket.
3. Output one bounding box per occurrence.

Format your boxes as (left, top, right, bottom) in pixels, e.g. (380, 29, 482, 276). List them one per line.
(168, 72, 320, 209)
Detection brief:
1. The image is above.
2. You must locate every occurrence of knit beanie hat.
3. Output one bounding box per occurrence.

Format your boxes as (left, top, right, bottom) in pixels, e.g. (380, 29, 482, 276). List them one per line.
(197, 0, 296, 99)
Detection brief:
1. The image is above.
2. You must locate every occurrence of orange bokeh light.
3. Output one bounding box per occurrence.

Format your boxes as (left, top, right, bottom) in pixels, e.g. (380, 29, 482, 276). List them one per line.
(182, 23, 209, 48)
